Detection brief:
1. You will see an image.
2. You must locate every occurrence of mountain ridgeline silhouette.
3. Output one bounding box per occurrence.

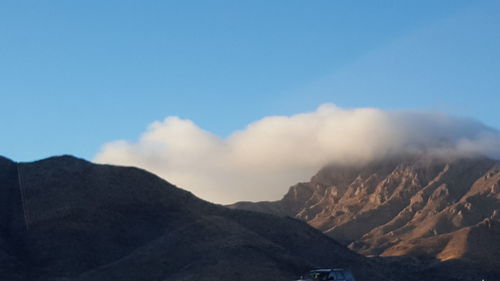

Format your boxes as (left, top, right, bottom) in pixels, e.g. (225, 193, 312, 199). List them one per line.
(0, 155, 415, 281)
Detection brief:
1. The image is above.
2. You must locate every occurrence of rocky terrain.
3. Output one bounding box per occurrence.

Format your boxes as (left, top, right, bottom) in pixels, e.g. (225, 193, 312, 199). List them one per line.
(230, 155, 500, 279)
(0, 155, 416, 281)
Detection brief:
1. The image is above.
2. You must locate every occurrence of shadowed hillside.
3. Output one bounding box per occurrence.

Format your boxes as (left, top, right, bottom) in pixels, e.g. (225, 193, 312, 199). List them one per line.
(0, 155, 412, 281)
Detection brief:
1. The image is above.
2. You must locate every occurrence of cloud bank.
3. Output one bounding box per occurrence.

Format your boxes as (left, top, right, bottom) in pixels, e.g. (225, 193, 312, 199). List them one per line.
(94, 104, 500, 204)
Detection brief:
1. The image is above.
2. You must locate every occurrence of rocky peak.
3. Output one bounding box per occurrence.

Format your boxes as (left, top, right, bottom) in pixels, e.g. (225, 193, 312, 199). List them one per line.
(230, 154, 500, 269)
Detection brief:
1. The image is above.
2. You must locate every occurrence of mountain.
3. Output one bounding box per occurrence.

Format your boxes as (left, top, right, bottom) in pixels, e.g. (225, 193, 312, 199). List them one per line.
(230, 155, 500, 278)
(0, 155, 412, 281)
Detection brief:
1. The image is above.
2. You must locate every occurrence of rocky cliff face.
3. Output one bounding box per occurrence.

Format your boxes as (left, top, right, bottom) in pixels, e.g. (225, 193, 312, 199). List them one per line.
(230, 155, 500, 270)
(0, 155, 409, 281)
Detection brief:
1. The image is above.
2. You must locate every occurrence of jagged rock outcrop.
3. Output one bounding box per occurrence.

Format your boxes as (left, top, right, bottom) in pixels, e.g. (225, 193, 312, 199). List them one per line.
(230, 155, 500, 271)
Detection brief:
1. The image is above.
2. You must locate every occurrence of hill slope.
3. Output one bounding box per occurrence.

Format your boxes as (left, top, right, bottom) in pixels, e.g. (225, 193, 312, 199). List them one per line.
(230, 155, 500, 271)
(0, 155, 407, 281)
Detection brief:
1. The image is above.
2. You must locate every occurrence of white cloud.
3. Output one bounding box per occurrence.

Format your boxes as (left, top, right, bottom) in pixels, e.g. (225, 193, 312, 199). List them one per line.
(94, 104, 500, 204)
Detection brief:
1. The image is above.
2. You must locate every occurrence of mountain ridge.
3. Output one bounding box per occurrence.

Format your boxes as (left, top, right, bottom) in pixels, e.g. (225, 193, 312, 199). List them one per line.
(229, 154, 500, 271)
(0, 155, 409, 281)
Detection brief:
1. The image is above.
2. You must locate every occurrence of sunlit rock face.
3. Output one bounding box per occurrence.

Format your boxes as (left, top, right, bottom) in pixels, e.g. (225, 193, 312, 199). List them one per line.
(230, 154, 500, 268)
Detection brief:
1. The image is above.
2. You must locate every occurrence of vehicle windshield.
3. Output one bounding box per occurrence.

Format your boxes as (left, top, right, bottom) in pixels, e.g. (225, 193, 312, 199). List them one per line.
(308, 271, 330, 280)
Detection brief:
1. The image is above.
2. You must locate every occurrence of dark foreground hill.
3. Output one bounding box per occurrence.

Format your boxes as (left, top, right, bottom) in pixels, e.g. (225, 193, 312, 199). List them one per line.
(0, 155, 414, 281)
(230, 155, 500, 281)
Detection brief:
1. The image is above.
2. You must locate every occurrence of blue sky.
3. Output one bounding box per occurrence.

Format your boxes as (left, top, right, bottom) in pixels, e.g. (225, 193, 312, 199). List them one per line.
(1, 0, 499, 162)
